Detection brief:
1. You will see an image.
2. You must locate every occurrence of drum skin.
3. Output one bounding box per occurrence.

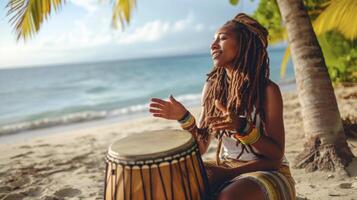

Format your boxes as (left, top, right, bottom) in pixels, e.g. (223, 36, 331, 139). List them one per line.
(104, 130, 209, 200)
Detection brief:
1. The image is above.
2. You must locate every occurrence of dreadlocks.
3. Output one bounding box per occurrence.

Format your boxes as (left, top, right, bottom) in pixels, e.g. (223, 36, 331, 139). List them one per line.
(198, 13, 270, 165)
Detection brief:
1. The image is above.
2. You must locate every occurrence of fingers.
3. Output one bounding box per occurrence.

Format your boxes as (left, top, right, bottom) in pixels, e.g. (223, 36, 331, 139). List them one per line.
(206, 112, 229, 123)
(152, 113, 166, 118)
(149, 108, 162, 114)
(150, 103, 164, 109)
(151, 98, 168, 105)
(206, 116, 225, 124)
(210, 122, 235, 131)
(215, 100, 228, 114)
(169, 95, 178, 103)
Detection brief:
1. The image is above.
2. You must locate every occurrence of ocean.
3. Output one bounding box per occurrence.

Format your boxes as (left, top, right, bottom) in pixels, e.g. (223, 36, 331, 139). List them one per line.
(0, 48, 295, 138)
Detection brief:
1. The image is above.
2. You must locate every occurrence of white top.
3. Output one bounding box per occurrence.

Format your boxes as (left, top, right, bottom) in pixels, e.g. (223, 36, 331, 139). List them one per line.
(220, 107, 290, 166)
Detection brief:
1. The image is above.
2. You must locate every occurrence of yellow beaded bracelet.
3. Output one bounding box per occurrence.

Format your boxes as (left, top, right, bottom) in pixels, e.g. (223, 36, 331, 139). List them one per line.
(234, 127, 261, 145)
(181, 116, 195, 129)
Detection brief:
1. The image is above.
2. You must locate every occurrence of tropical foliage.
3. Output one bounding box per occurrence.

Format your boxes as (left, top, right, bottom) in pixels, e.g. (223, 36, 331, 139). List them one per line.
(6, 0, 65, 40)
(319, 31, 357, 83)
(313, 0, 357, 40)
(6, 0, 136, 40)
(254, 0, 357, 83)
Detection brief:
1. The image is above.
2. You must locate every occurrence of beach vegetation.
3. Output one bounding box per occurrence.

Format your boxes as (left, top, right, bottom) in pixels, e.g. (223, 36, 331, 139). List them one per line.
(254, 0, 357, 83)
(275, 0, 354, 173)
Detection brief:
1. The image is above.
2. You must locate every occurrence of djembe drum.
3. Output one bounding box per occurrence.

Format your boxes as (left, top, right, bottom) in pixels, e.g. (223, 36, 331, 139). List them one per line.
(104, 130, 210, 200)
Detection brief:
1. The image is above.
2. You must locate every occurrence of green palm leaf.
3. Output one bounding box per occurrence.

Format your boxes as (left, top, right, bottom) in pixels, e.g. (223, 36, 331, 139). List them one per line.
(112, 0, 136, 29)
(313, 0, 357, 40)
(280, 46, 290, 79)
(6, 0, 64, 41)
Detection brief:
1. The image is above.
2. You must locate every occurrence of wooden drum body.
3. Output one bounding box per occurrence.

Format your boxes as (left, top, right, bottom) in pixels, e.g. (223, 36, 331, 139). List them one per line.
(104, 130, 210, 200)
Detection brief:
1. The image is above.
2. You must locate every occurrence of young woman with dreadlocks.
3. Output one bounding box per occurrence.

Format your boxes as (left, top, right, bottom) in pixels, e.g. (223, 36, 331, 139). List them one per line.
(149, 13, 296, 200)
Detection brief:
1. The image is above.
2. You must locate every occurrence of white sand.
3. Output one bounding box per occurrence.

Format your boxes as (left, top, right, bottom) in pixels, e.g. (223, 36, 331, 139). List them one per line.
(0, 85, 356, 200)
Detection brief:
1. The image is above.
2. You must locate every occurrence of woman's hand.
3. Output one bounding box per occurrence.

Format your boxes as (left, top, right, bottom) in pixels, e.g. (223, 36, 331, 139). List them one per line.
(206, 100, 243, 132)
(149, 95, 187, 120)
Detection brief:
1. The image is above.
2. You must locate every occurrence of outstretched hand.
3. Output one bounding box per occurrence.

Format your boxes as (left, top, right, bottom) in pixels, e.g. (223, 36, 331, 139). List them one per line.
(149, 95, 187, 120)
(206, 100, 243, 132)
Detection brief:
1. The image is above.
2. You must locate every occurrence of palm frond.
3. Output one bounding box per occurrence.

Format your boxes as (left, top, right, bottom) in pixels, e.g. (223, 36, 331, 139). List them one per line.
(112, 0, 136, 30)
(280, 46, 290, 79)
(313, 0, 357, 40)
(6, 0, 64, 41)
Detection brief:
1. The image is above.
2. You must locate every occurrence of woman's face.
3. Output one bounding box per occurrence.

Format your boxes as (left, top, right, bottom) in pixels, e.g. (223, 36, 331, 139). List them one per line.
(210, 25, 239, 69)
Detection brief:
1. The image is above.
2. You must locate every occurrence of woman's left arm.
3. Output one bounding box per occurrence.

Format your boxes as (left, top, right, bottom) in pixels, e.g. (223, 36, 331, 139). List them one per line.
(209, 83, 285, 179)
(248, 82, 285, 161)
(210, 83, 285, 161)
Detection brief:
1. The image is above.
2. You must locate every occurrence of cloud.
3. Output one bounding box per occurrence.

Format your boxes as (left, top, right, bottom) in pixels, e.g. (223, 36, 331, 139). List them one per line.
(173, 13, 193, 32)
(115, 20, 170, 44)
(35, 12, 200, 48)
(68, 0, 100, 12)
(115, 13, 197, 45)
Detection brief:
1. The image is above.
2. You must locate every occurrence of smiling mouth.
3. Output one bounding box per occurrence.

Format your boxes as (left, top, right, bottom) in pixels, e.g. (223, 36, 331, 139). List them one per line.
(212, 51, 221, 59)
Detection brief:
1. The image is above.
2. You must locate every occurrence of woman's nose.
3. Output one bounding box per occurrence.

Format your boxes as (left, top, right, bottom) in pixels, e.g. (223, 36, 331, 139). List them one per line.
(210, 39, 219, 50)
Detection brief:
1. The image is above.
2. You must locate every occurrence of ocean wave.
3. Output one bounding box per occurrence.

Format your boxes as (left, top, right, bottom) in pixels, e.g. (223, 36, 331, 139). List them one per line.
(0, 93, 202, 137)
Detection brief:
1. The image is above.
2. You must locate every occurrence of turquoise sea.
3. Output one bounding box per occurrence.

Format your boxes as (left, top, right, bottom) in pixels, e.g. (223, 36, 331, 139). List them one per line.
(0, 48, 295, 137)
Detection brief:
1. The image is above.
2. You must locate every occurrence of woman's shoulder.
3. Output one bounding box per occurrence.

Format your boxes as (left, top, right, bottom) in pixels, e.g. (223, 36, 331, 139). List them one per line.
(265, 79, 282, 96)
(264, 79, 283, 107)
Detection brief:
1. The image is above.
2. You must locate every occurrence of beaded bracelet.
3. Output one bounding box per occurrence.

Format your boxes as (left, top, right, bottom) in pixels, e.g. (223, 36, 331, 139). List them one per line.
(234, 127, 261, 145)
(178, 112, 197, 131)
(178, 111, 190, 123)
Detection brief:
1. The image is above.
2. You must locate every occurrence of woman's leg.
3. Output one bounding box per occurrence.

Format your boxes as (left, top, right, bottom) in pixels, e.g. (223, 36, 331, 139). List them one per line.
(217, 178, 265, 200)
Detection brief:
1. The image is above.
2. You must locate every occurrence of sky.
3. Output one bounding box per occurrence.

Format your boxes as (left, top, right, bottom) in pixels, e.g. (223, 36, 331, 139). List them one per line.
(0, 0, 261, 69)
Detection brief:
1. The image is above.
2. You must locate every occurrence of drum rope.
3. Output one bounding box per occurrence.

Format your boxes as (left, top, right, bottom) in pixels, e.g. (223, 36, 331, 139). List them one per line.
(139, 166, 148, 200)
(114, 164, 120, 200)
(114, 164, 123, 198)
(104, 161, 109, 200)
(196, 150, 211, 200)
(177, 159, 189, 200)
(184, 156, 193, 200)
(189, 153, 204, 199)
(169, 161, 175, 200)
(148, 165, 153, 200)
(129, 166, 133, 200)
(157, 164, 169, 200)
(111, 162, 114, 200)
(122, 164, 126, 200)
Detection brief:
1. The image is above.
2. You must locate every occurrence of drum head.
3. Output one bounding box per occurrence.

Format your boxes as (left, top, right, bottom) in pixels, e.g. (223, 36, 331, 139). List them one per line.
(108, 130, 196, 162)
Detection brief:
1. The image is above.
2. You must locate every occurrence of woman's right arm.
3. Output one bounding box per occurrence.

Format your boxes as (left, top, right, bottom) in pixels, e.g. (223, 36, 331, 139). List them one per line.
(149, 82, 211, 155)
(189, 82, 211, 155)
(189, 112, 211, 155)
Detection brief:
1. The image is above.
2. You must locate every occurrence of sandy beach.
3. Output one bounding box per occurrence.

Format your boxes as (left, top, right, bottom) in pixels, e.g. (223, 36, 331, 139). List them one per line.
(0, 85, 356, 200)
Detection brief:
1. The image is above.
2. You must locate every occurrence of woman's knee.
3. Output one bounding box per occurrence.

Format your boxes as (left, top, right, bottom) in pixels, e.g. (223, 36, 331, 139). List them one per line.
(217, 179, 265, 200)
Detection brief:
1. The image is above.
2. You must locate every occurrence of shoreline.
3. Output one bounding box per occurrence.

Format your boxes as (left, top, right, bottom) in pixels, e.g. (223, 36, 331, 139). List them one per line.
(0, 81, 296, 142)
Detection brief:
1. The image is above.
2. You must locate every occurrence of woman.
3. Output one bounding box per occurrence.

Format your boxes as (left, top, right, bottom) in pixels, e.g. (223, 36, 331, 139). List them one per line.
(149, 13, 296, 200)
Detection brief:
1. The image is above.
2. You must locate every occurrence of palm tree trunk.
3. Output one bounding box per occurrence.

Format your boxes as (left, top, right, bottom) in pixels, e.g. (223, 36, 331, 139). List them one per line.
(275, 0, 354, 172)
